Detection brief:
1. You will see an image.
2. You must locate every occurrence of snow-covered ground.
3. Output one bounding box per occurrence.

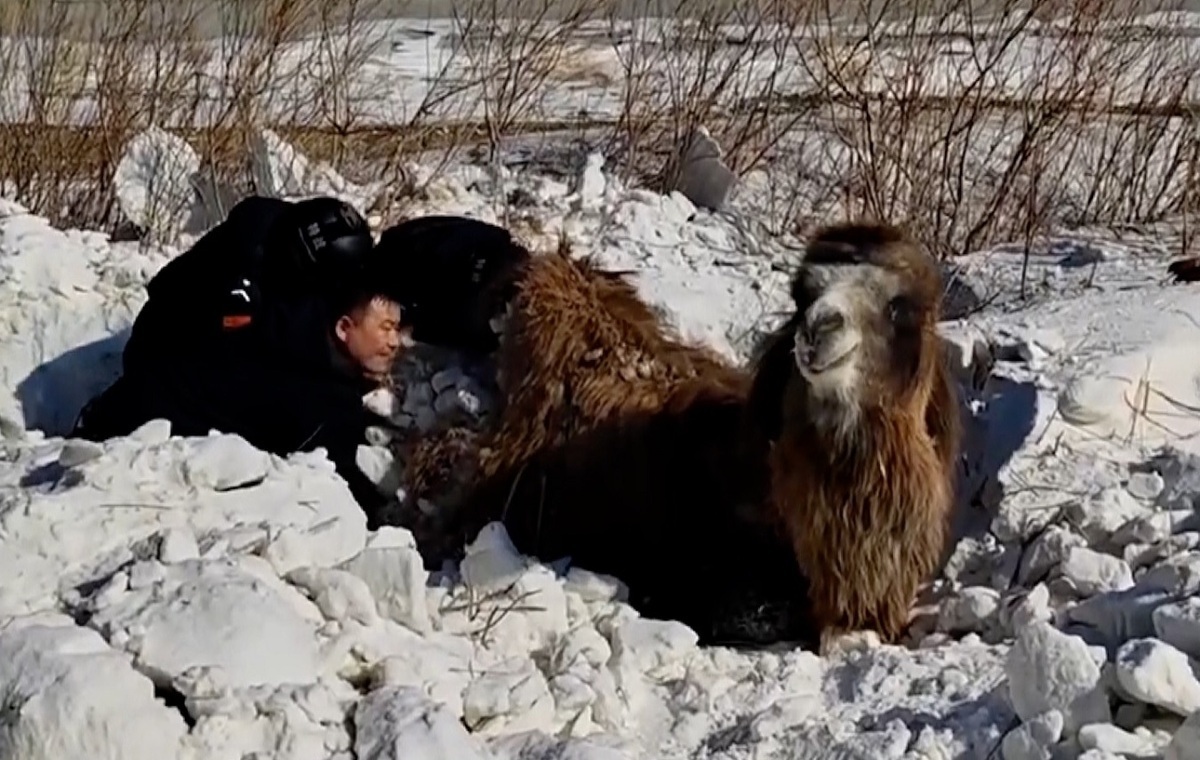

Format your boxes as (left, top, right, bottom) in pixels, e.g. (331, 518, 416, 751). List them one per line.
(2, 4, 1200, 756)
(4, 12, 1200, 128)
(3, 129, 1200, 759)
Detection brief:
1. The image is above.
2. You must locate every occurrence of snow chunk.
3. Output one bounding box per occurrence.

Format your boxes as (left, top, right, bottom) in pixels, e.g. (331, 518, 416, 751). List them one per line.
(356, 444, 400, 494)
(572, 152, 608, 211)
(339, 541, 430, 633)
(1002, 710, 1063, 760)
(461, 522, 530, 593)
(1019, 526, 1086, 586)
(1166, 711, 1200, 760)
(369, 627, 476, 716)
(563, 567, 628, 604)
(58, 437, 105, 467)
(113, 126, 201, 243)
(1155, 449, 1200, 510)
(1125, 471, 1165, 501)
(158, 526, 201, 563)
(249, 128, 380, 216)
(1006, 622, 1111, 735)
(462, 656, 555, 735)
(1065, 488, 1151, 546)
(179, 675, 358, 758)
(673, 126, 738, 212)
(287, 566, 381, 626)
(85, 557, 325, 689)
(1078, 722, 1162, 757)
(1058, 547, 1134, 596)
(180, 432, 270, 491)
(1057, 333, 1200, 450)
(1001, 584, 1055, 635)
(355, 686, 491, 760)
(0, 619, 188, 759)
(1067, 590, 1175, 656)
(1112, 510, 1192, 549)
(1114, 638, 1200, 717)
(1138, 551, 1200, 596)
(610, 618, 698, 677)
(1153, 597, 1200, 659)
(938, 586, 1001, 635)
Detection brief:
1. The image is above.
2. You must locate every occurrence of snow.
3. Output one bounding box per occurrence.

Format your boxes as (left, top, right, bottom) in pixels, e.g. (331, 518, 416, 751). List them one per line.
(5, 14, 1200, 129)
(4, 17, 1200, 758)
(111, 126, 204, 245)
(0, 615, 190, 760)
(0, 168, 1193, 760)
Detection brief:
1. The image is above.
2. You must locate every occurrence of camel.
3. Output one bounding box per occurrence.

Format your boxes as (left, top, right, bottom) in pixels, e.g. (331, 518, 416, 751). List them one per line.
(742, 222, 962, 652)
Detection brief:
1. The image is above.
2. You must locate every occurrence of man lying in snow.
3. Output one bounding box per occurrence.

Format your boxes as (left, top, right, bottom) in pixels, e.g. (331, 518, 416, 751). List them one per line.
(72, 195, 405, 520)
(374, 214, 532, 355)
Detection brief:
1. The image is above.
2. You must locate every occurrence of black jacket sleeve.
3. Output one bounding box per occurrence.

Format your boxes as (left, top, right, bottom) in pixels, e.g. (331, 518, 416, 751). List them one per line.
(142, 358, 390, 515)
(304, 406, 392, 525)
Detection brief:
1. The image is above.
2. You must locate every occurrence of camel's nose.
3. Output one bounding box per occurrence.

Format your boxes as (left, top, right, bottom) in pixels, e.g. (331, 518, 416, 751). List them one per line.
(794, 305, 850, 371)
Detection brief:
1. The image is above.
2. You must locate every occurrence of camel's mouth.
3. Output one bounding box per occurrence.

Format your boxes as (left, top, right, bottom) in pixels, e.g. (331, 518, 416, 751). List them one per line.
(792, 331, 860, 377)
(489, 306, 515, 338)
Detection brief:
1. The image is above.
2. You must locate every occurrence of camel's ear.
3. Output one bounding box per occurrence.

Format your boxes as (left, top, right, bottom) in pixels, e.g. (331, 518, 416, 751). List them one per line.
(744, 323, 798, 446)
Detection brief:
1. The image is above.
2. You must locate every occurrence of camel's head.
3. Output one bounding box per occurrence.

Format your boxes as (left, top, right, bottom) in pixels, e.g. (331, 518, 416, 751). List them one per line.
(787, 222, 942, 420)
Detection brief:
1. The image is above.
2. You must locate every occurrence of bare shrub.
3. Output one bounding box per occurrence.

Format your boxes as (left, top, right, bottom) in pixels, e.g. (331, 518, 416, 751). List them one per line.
(1, 0, 1195, 261)
(0, 0, 480, 230)
(448, 0, 602, 164)
(778, 0, 1199, 257)
(599, 0, 813, 191)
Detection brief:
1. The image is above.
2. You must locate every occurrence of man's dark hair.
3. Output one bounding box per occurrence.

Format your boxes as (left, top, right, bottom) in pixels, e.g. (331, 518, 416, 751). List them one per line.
(326, 259, 402, 324)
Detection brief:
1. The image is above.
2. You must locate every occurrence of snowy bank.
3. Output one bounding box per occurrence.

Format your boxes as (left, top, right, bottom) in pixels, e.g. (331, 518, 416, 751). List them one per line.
(3, 149, 1200, 758)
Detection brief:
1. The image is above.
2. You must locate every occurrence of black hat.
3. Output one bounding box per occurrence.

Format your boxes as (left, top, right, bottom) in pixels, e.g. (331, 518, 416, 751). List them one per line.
(290, 196, 373, 275)
(374, 215, 531, 353)
(263, 196, 374, 298)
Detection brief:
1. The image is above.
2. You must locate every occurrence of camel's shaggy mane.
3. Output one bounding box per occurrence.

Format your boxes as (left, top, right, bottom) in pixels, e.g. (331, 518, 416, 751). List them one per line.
(407, 245, 813, 644)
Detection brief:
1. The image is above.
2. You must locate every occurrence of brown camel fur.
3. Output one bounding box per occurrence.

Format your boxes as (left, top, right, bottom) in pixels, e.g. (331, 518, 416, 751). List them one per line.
(742, 222, 962, 651)
(418, 246, 815, 639)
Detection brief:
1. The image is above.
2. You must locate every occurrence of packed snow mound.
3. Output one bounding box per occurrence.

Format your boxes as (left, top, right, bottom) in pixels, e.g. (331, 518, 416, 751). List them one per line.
(6, 154, 1200, 758)
(113, 126, 203, 244)
(0, 200, 165, 437)
(1058, 330, 1200, 449)
(941, 246, 1200, 460)
(0, 425, 1021, 760)
(0, 423, 368, 619)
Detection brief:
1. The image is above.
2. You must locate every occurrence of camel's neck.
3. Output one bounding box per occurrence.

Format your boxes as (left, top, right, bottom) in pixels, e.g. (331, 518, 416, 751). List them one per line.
(787, 394, 916, 466)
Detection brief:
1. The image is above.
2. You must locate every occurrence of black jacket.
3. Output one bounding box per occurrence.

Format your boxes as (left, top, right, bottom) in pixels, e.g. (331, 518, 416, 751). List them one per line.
(122, 196, 292, 376)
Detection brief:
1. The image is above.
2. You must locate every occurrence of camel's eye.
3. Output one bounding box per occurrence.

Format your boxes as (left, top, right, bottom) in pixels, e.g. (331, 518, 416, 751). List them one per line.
(791, 271, 819, 309)
(887, 295, 918, 329)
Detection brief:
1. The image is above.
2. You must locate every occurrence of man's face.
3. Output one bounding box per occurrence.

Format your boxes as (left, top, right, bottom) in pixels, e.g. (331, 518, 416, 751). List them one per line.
(335, 297, 408, 381)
